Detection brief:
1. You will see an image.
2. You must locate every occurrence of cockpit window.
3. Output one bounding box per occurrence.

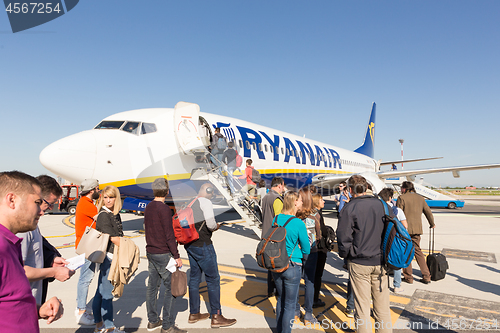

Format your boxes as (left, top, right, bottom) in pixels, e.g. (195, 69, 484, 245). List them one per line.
(94, 121, 124, 129)
(122, 121, 140, 134)
(141, 123, 157, 134)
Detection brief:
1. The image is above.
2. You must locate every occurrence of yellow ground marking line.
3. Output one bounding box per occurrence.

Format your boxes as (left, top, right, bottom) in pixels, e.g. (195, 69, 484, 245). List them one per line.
(391, 294, 411, 305)
(414, 306, 455, 318)
(63, 215, 75, 228)
(316, 283, 351, 332)
(46, 232, 75, 238)
(478, 317, 498, 325)
(417, 298, 500, 315)
(190, 275, 277, 318)
(60, 215, 143, 235)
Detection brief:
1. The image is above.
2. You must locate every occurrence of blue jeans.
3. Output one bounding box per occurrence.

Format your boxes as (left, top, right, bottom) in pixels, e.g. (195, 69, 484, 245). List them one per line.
(226, 167, 236, 194)
(77, 259, 97, 310)
(92, 256, 114, 329)
(211, 154, 224, 174)
(296, 251, 317, 317)
(393, 269, 402, 288)
(272, 262, 301, 333)
(146, 252, 175, 330)
(186, 243, 221, 315)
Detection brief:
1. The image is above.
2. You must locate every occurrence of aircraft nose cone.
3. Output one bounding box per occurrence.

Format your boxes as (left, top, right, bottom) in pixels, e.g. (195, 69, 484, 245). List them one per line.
(40, 131, 97, 183)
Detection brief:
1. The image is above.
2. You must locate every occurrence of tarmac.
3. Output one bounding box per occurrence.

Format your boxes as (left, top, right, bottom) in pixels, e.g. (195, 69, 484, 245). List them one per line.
(38, 196, 500, 332)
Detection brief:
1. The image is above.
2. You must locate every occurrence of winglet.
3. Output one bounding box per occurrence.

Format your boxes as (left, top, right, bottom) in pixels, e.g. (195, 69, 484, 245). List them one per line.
(354, 102, 376, 158)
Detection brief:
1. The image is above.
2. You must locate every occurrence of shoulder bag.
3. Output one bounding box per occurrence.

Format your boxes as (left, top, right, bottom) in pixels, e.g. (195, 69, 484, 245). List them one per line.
(76, 212, 110, 263)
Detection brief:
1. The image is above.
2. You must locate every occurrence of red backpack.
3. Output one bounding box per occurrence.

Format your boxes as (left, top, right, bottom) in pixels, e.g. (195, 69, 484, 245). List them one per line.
(235, 151, 243, 168)
(172, 197, 203, 245)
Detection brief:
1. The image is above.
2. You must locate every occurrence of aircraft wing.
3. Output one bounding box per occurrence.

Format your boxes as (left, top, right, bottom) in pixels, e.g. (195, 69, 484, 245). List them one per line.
(377, 163, 500, 179)
(312, 163, 500, 189)
(310, 174, 352, 187)
(379, 157, 442, 166)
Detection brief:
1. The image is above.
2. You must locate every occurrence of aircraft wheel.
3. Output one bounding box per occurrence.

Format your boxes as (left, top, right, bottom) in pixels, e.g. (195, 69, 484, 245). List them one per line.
(447, 202, 457, 209)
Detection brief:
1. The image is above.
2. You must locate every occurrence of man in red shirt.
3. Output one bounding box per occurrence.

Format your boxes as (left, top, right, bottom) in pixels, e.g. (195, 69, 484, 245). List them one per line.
(240, 159, 257, 199)
(74, 179, 100, 325)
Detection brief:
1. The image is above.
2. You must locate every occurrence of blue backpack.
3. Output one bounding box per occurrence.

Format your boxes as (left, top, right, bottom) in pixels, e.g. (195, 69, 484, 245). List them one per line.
(379, 198, 415, 270)
(217, 137, 227, 151)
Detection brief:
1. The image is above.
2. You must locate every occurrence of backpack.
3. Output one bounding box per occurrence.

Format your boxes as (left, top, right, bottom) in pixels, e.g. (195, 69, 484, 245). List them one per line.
(318, 225, 336, 251)
(256, 216, 296, 272)
(391, 205, 399, 217)
(251, 168, 261, 183)
(379, 198, 415, 270)
(235, 151, 243, 168)
(172, 197, 205, 245)
(217, 137, 227, 151)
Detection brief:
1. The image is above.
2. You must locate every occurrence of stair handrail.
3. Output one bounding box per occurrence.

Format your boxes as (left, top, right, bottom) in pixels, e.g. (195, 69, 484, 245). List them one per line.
(203, 152, 262, 226)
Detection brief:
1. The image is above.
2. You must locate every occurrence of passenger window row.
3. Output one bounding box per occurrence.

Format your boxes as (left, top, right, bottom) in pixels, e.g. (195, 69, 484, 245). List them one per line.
(238, 139, 334, 161)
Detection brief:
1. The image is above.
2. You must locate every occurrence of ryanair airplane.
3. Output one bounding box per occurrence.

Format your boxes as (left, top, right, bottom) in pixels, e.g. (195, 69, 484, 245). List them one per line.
(40, 101, 500, 209)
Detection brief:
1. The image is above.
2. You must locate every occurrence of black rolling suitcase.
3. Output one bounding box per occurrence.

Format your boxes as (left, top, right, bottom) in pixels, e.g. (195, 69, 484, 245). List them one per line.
(426, 228, 449, 281)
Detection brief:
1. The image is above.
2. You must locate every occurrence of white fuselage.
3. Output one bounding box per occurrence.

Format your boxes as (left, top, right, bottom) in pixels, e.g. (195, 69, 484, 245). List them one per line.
(40, 107, 378, 199)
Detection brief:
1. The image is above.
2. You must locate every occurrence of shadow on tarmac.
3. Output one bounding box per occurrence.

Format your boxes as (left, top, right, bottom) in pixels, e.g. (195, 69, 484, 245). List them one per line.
(218, 222, 261, 240)
(447, 272, 500, 297)
(236, 254, 277, 331)
(113, 271, 148, 330)
(476, 263, 500, 274)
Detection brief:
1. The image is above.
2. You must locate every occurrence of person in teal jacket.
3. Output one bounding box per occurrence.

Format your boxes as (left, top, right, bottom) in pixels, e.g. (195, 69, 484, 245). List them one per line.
(271, 191, 310, 333)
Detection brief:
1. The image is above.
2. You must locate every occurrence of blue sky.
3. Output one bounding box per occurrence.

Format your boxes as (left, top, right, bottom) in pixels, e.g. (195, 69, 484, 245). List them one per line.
(1, 1, 499, 187)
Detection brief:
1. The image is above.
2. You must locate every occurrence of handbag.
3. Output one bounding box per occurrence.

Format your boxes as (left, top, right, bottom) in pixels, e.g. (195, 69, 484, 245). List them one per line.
(76, 215, 110, 264)
(171, 268, 187, 297)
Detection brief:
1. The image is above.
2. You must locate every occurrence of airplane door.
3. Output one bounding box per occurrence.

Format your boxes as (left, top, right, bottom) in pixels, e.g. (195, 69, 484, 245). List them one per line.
(174, 102, 206, 155)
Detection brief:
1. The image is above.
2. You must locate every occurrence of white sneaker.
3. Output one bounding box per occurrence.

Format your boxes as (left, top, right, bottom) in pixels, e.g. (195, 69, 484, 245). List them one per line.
(393, 286, 404, 293)
(75, 308, 94, 326)
(97, 328, 125, 333)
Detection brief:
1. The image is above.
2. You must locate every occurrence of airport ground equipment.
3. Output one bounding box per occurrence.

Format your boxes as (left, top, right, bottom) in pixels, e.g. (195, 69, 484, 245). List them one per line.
(44, 184, 80, 214)
(60, 184, 80, 214)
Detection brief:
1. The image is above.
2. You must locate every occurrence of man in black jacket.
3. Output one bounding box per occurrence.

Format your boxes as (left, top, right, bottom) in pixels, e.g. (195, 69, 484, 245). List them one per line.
(337, 175, 392, 333)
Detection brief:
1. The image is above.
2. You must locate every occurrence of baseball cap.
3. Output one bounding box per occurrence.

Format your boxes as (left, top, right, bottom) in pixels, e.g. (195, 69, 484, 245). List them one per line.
(81, 179, 99, 193)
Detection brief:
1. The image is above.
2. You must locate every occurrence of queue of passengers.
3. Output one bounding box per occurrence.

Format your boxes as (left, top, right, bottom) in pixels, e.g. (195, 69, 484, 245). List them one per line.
(0, 168, 434, 333)
(74, 178, 236, 333)
(0, 171, 235, 333)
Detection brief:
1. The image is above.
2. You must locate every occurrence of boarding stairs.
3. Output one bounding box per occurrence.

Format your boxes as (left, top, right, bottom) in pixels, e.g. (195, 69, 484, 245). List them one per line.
(190, 155, 262, 237)
(172, 101, 262, 237)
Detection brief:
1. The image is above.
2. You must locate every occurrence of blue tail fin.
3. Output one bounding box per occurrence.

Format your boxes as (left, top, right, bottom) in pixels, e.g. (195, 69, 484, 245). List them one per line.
(354, 102, 376, 158)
